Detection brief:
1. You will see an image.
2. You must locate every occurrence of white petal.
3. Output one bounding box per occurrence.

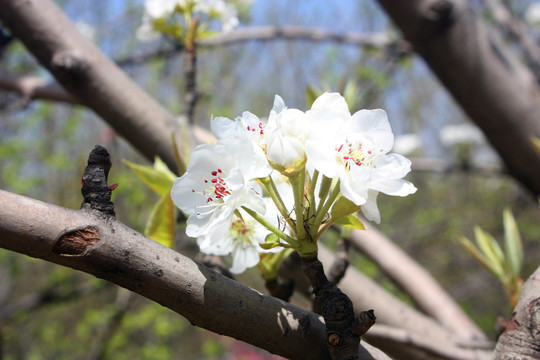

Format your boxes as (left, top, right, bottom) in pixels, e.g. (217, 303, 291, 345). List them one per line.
(361, 190, 381, 224)
(210, 116, 234, 139)
(230, 245, 260, 274)
(311, 92, 350, 114)
(369, 179, 417, 197)
(372, 154, 412, 180)
(272, 95, 286, 114)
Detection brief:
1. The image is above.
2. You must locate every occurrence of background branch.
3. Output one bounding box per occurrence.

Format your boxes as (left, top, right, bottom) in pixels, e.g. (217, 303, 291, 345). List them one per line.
(347, 225, 486, 340)
(0, 0, 194, 173)
(376, 0, 540, 197)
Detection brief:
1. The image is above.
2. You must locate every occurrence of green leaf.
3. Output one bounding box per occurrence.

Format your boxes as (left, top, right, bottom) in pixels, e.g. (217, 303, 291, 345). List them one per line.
(503, 208, 523, 275)
(458, 235, 492, 271)
(260, 233, 281, 250)
(124, 157, 175, 196)
(145, 191, 176, 249)
(334, 213, 365, 230)
(473, 226, 505, 278)
(531, 136, 540, 155)
(305, 86, 321, 108)
(330, 196, 362, 222)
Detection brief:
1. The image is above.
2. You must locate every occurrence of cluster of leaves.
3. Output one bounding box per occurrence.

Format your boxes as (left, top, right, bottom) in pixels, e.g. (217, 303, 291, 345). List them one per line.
(459, 209, 523, 307)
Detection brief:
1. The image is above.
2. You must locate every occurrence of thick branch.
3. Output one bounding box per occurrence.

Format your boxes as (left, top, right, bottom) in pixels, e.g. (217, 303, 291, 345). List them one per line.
(494, 265, 540, 359)
(0, 0, 192, 173)
(376, 0, 540, 196)
(0, 189, 390, 360)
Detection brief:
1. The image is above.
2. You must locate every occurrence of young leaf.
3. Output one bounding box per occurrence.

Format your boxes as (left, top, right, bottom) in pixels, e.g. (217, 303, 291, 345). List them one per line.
(531, 136, 540, 155)
(334, 213, 365, 230)
(503, 208, 523, 275)
(473, 226, 505, 278)
(330, 196, 362, 223)
(458, 235, 492, 271)
(124, 158, 175, 196)
(145, 191, 176, 249)
(260, 233, 281, 250)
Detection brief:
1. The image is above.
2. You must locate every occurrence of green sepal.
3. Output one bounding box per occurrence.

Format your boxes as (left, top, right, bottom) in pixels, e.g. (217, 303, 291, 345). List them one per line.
(334, 213, 365, 230)
(260, 233, 281, 250)
(145, 190, 176, 249)
(124, 157, 176, 196)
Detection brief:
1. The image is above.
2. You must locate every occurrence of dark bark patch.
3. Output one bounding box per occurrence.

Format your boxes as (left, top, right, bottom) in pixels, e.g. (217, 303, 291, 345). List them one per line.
(53, 226, 101, 256)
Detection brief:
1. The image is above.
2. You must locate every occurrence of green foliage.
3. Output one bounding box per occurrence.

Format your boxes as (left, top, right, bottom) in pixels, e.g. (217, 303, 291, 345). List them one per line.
(124, 157, 177, 248)
(458, 209, 524, 307)
(330, 196, 364, 230)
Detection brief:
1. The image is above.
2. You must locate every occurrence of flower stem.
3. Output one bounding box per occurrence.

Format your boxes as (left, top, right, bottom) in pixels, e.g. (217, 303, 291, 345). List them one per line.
(241, 206, 300, 248)
(311, 179, 340, 239)
(308, 170, 319, 219)
(316, 175, 332, 214)
(259, 176, 295, 229)
(289, 169, 307, 241)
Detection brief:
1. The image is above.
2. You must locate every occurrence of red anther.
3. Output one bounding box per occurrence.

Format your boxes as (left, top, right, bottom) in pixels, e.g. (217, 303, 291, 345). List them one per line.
(368, 150, 372, 154)
(212, 178, 218, 183)
(109, 183, 119, 191)
(218, 169, 222, 173)
(211, 171, 218, 176)
(336, 144, 343, 152)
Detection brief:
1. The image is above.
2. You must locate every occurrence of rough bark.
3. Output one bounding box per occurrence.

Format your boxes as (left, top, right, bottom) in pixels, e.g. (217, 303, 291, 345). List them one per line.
(494, 265, 540, 360)
(376, 0, 540, 197)
(0, 0, 192, 174)
(0, 189, 391, 360)
(280, 246, 494, 359)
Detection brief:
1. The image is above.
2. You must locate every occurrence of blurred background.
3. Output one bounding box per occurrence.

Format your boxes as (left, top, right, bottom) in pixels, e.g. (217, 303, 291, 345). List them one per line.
(1, 0, 540, 358)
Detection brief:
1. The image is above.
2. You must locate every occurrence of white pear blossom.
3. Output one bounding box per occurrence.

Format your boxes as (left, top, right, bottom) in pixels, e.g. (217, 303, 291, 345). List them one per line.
(393, 133, 422, 156)
(439, 123, 485, 147)
(197, 195, 284, 274)
(305, 93, 416, 221)
(211, 111, 265, 143)
(171, 136, 271, 238)
(137, 0, 241, 41)
(526, 3, 540, 25)
(264, 96, 310, 171)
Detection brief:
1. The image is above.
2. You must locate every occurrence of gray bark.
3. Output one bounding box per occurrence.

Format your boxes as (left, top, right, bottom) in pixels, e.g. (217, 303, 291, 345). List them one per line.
(376, 0, 540, 196)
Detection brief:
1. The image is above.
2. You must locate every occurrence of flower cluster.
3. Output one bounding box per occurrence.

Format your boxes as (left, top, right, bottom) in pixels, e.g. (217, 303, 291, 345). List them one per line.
(171, 92, 416, 273)
(137, 0, 248, 41)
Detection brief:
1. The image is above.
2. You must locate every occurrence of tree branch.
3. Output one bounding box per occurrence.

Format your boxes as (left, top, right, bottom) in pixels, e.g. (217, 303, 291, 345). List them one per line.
(0, 189, 390, 360)
(0, 0, 194, 174)
(317, 246, 494, 359)
(197, 26, 409, 51)
(376, 0, 540, 197)
(347, 225, 486, 341)
(494, 265, 540, 359)
(0, 71, 78, 104)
